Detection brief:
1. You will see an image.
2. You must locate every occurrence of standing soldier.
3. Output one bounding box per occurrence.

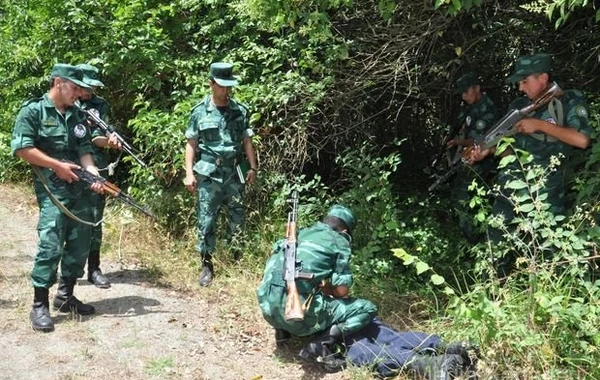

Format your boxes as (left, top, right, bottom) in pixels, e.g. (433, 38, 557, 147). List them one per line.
(77, 63, 118, 289)
(11, 63, 103, 332)
(184, 62, 258, 287)
(470, 53, 591, 277)
(448, 72, 499, 242)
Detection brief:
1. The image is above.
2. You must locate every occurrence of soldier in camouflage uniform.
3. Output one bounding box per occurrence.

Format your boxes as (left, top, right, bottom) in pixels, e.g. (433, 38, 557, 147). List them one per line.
(471, 53, 591, 277)
(77, 63, 119, 289)
(184, 62, 258, 287)
(11, 64, 103, 332)
(448, 72, 499, 242)
(256, 205, 378, 371)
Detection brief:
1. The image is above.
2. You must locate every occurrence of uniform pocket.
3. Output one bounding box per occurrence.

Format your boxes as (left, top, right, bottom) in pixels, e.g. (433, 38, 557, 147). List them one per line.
(38, 125, 67, 151)
(193, 160, 217, 177)
(198, 122, 220, 142)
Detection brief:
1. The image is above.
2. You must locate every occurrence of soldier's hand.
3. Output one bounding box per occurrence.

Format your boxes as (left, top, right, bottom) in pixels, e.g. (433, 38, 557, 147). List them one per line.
(515, 118, 541, 135)
(468, 145, 489, 164)
(54, 161, 81, 183)
(245, 168, 257, 185)
(83, 166, 105, 194)
(184, 173, 196, 192)
(107, 133, 123, 150)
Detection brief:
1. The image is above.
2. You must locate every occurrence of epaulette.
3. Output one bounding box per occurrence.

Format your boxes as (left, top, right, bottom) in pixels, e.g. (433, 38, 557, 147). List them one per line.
(191, 95, 211, 112)
(561, 89, 584, 104)
(21, 96, 43, 108)
(92, 94, 108, 104)
(230, 98, 250, 117)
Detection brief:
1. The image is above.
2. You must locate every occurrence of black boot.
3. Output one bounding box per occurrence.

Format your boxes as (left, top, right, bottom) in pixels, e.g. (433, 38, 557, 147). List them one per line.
(299, 324, 346, 372)
(275, 328, 291, 347)
(232, 249, 243, 263)
(198, 256, 214, 287)
(30, 287, 54, 333)
(53, 277, 95, 315)
(88, 250, 111, 288)
(407, 354, 465, 380)
(439, 340, 480, 369)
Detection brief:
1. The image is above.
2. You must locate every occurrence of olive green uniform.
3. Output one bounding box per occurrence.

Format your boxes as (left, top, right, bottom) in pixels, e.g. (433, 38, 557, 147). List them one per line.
(257, 222, 377, 336)
(452, 93, 498, 241)
(185, 95, 253, 258)
(492, 89, 592, 275)
(79, 94, 110, 257)
(11, 94, 94, 287)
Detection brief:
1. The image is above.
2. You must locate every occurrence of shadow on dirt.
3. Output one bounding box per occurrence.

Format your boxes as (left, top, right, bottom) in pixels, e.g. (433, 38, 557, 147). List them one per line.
(51, 295, 168, 324)
(0, 298, 20, 310)
(77, 268, 162, 287)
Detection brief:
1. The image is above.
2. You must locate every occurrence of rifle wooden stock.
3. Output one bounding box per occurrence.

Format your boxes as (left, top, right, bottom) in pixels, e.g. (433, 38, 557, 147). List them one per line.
(282, 191, 314, 322)
(284, 279, 304, 322)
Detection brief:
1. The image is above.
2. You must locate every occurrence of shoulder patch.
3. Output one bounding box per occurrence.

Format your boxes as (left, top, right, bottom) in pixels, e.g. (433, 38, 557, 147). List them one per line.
(74, 124, 87, 138)
(576, 105, 588, 118)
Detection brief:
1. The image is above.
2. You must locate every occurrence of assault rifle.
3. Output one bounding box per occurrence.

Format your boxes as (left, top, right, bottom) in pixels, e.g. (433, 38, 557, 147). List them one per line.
(73, 167, 156, 219)
(429, 115, 467, 173)
(283, 191, 314, 322)
(428, 82, 564, 192)
(75, 105, 147, 168)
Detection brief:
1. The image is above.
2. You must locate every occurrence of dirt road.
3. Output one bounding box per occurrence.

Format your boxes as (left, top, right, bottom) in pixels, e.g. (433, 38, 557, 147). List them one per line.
(0, 183, 348, 380)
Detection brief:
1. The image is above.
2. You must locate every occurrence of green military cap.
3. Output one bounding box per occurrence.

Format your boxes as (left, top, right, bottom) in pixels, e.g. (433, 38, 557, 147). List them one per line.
(327, 204, 356, 235)
(210, 62, 238, 87)
(455, 72, 479, 94)
(76, 64, 105, 87)
(50, 63, 91, 89)
(506, 53, 552, 84)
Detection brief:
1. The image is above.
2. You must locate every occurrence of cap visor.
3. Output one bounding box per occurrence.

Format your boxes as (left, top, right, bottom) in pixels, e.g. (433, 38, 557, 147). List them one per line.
(214, 78, 238, 87)
(84, 79, 105, 87)
(68, 78, 92, 89)
(506, 69, 530, 84)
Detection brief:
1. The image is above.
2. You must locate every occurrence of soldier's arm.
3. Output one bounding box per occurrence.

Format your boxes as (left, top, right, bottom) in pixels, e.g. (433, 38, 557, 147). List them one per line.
(15, 147, 80, 183)
(184, 139, 197, 192)
(320, 281, 349, 298)
(516, 118, 590, 149)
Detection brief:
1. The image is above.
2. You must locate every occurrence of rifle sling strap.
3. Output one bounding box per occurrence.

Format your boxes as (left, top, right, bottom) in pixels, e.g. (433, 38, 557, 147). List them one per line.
(529, 97, 563, 143)
(32, 165, 101, 227)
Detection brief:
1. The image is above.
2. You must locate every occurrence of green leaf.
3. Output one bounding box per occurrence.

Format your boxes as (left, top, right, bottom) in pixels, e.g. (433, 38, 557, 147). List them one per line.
(431, 274, 445, 285)
(518, 203, 535, 213)
(505, 179, 528, 190)
(416, 261, 430, 275)
(498, 155, 516, 168)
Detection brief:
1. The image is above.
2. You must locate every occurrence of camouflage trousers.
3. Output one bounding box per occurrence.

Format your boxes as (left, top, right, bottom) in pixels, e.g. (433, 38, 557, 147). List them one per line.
(259, 285, 378, 337)
(31, 181, 92, 288)
(86, 189, 106, 253)
(195, 173, 245, 256)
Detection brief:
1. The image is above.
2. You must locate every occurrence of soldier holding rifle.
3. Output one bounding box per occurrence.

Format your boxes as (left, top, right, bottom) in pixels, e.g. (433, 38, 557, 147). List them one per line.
(77, 63, 121, 289)
(447, 72, 498, 242)
(11, 63, 103, 332)
(256, 203, 377, 371)
(470, 53, 591, 277)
